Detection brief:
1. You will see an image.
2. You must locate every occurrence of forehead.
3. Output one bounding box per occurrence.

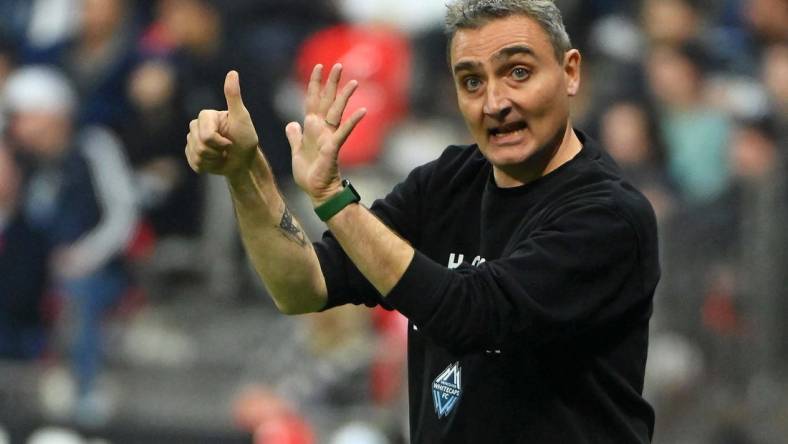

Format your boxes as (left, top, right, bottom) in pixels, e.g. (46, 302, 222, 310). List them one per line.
(449, 14, 554, 66)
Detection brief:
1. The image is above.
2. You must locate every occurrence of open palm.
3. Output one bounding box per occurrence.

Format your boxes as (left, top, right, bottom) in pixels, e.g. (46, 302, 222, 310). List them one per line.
(286, 64, 367, 205)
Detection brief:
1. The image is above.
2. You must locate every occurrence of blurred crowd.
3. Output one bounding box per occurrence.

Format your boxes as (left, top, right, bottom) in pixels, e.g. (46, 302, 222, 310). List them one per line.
(0, 0, 786, 443)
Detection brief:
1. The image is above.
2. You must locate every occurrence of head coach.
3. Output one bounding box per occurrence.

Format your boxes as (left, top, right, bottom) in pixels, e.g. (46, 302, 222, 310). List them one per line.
(185, 0, 660, 441)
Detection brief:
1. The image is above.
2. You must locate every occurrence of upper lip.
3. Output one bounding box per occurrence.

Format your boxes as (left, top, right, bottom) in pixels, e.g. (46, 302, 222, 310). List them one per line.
(487, 120, 527, 136)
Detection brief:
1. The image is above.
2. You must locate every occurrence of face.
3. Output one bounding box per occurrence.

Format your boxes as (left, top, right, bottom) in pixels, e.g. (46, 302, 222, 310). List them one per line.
(9, 111, 72, 159)
(450, 15, 580, 179)
(730, 126, 776, 179)
(601, 102, 650, 166)
(81, 0, 125, 40)
(646, 46, 700, 108)
(642, 0, 698, 44)
(158, 0, 216, 48)
(763, 44, 788, 107)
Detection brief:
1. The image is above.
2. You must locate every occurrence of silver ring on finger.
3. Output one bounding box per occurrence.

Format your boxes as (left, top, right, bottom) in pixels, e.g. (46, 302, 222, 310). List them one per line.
(325, 118, 340, 129)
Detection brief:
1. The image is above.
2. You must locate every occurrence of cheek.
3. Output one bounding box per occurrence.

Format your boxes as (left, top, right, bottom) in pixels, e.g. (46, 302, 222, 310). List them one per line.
(457, 96, 484, 129)
(10, 119, 40, 143)
(522, 77, 569, 126)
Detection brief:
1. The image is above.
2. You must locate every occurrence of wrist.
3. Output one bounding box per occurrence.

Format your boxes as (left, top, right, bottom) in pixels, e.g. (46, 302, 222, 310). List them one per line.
(227, 149, 271, 189)
(313, 179, 361, 221)
(309, 183, 344, 208)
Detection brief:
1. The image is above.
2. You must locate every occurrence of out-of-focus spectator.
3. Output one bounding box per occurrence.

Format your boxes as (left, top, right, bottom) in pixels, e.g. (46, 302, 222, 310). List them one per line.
(646, 43, 731, 206)
(727, 117, 787, 377)
(0, 147, 50, 360)
(598, 99, 676, 222)
(3, 65, 137, 425)
(121, 58, 200, 237)
(744, 0, 788, 46)
(156, 0, 296, 178)
(641, 0, 702, 46)
(640, 0, 749, 74)
(661, 115, 786, 380)
(23, 0, 139, 130)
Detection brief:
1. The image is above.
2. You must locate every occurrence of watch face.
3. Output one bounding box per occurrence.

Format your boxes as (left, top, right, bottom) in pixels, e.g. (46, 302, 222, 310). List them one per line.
(342, 179, 361, 201)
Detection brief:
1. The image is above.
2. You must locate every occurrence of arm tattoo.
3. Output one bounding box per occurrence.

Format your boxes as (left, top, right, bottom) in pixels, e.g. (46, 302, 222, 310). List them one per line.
(278, 205, 308, 247)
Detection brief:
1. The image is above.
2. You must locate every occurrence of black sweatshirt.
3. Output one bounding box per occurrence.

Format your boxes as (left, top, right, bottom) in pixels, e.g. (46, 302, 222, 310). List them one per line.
(315, 131, 659, 443)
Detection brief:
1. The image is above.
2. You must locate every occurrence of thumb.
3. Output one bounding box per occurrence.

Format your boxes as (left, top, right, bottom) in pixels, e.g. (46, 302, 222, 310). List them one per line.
(224, 70, 247, 118)
(285, 121, 303, 154)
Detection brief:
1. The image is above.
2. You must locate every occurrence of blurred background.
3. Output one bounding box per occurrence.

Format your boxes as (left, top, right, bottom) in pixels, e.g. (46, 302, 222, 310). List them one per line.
(0, 0, 786, 442)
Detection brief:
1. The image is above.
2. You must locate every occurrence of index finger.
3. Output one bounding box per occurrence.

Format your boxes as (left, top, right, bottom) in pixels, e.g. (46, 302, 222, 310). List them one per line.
(304, 64, 324, 115)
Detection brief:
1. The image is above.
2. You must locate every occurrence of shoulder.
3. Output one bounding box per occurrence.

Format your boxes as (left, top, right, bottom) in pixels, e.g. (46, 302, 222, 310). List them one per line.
(77, 125, 123, 149)
(548, 134, 658, 242)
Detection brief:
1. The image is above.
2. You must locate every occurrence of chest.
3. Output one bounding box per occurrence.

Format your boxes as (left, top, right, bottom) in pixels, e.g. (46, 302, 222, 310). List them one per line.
(418, 184, 549, 267)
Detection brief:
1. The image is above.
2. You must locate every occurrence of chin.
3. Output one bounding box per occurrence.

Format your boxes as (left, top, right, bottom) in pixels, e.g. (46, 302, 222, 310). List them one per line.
(481, 142, 537, 166)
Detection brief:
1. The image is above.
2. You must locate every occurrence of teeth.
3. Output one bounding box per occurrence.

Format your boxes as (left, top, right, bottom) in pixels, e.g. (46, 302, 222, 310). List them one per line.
(493, 128, 522, 136)
(490, 124, 526, 136)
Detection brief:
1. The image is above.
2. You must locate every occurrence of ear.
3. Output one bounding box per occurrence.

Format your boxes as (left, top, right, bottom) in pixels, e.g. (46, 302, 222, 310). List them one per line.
(563, 49, 581, 97)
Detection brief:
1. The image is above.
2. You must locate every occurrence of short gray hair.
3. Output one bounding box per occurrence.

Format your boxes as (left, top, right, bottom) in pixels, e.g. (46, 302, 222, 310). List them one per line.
(445, 0, 572, 62)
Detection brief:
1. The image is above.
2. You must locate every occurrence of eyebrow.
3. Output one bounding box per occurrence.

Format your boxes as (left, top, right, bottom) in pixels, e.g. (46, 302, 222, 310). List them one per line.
(452, 60, 482, 75)
(452, 45, 536, 75)
(493, 45, 536, 62)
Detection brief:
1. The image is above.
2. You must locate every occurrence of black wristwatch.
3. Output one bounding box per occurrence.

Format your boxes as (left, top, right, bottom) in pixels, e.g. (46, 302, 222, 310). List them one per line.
(314, 179, 361, 221)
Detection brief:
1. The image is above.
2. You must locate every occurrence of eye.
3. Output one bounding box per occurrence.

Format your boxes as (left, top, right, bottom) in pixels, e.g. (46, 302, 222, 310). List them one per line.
(462, 76, 482, 92)
(511, 67, 531, 81)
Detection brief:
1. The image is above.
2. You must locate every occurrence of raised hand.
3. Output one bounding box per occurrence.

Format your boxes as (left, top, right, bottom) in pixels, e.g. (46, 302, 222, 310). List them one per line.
(286, 64, 367, 205)
(185, 71, 260, 179)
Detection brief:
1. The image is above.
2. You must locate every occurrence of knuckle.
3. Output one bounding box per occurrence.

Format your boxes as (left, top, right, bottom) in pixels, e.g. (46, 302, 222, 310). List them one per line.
(194, 143, 209, 157)
(204, 137, 222, 149)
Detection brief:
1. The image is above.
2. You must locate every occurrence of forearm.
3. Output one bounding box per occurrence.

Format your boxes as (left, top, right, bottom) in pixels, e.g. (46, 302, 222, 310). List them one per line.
(228, 150, 327, 314)
(324, 202, 414, 297)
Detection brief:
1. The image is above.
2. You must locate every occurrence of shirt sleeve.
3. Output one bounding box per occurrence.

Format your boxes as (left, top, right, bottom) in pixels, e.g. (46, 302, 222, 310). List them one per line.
(384, 202, 656, 354)
(314, 162, 431, 311)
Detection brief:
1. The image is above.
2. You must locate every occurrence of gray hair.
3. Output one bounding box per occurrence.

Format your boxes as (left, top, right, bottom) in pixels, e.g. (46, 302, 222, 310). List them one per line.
(445, 0, 572, 62)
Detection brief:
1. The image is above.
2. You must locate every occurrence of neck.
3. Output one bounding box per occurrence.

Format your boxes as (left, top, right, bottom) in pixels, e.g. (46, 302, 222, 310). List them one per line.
(493, 123, 583, 188)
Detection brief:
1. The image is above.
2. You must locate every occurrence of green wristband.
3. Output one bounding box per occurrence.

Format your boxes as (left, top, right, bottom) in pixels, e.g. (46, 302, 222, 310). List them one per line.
(314, 180, 361, 221)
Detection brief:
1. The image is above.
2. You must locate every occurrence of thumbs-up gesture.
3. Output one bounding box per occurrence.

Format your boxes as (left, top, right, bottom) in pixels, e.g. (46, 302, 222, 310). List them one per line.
(286, 64, 366, 205)
(185, 71, 260, 178)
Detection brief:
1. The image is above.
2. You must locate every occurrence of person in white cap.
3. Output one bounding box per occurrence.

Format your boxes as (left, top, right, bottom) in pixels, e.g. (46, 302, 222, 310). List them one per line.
(2, 65, 137, 425)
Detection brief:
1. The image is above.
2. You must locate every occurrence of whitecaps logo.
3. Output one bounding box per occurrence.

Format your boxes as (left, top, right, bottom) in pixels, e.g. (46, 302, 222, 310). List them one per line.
(432, 362, 462, 418)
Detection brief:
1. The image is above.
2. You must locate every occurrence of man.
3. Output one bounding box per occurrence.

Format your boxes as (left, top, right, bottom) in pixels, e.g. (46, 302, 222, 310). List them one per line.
(3, 65, 137, 423)
(185, 1, 659, 442)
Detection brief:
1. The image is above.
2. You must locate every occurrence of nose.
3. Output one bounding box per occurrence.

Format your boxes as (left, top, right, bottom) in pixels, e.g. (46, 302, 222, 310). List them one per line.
(482, 80, 512, 120)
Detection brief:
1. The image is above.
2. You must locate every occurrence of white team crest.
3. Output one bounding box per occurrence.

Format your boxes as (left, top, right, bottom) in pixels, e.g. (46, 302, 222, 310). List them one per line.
(432, 362, 462, 418)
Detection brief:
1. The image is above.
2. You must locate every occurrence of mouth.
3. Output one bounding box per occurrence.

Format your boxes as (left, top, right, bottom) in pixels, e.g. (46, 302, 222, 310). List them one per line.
(487, 121, 528, 143)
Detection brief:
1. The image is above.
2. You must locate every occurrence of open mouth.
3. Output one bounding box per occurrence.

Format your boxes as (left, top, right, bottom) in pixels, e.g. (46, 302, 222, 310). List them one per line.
(488, 121, 528, 138)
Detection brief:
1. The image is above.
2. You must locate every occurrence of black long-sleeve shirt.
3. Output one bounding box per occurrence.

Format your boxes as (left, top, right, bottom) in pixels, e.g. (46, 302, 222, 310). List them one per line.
(315, 130, 659, 443)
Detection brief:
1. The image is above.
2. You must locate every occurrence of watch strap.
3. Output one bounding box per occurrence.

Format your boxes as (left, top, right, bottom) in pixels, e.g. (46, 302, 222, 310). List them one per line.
(314, 180, 360, 221)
